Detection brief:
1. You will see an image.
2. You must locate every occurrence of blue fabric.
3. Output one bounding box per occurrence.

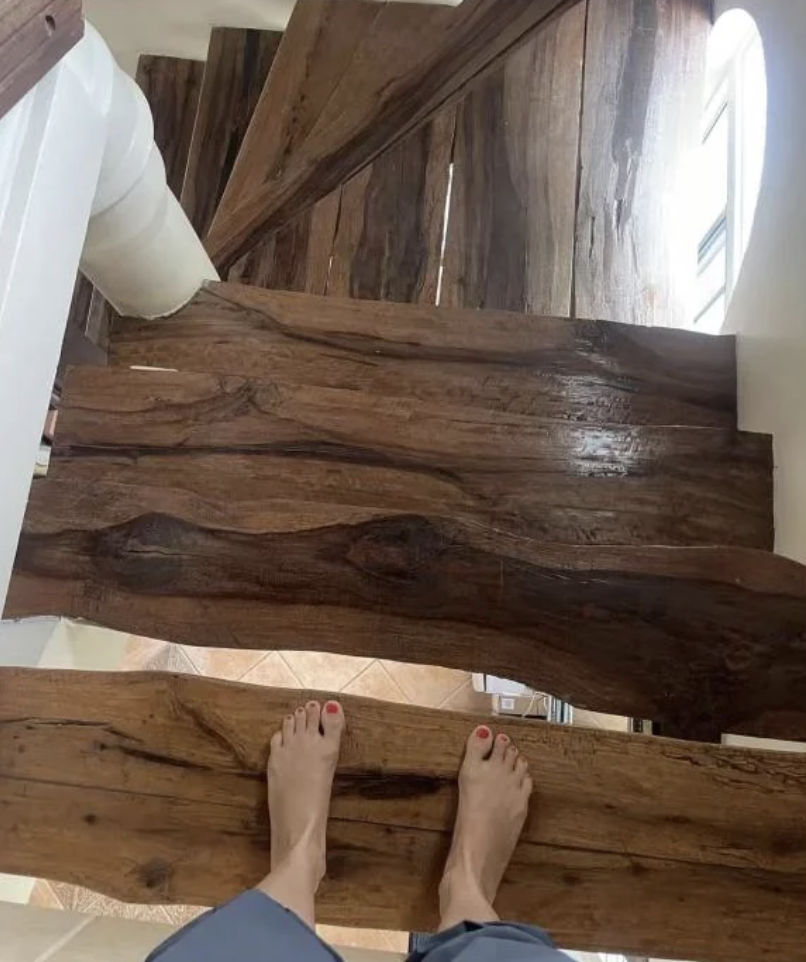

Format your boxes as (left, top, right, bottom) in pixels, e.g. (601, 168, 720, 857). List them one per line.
(146, 890, 568, 962)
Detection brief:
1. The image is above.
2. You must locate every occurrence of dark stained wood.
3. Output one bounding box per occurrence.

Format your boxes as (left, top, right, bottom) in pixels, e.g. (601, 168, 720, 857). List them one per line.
(328, 106, 456, 303)
(181, 29, 281, 238)
(226, 190, 340, 293)
(0, 0, 83, 122)
(442, 4, 585, 314)
(206, 0, 580, 270)
(48, 364, 771, 549)
(111, 284, 739, 429)
(1, 668, 804, 960)
(574, 0, 710, 326)
(8, 479, 803, 740)
(135, 55, 205, 198)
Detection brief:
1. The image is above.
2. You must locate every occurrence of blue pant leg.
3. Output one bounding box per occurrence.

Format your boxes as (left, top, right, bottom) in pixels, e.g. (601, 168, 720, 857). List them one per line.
(409, 921, 568, 962)
(146, 890, 343, 962)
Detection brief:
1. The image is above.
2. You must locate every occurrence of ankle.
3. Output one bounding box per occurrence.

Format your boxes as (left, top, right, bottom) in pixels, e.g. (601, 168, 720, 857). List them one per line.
(438, 863, 496, 925)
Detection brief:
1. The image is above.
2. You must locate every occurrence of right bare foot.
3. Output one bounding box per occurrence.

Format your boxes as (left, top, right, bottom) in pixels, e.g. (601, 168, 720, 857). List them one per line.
(439, 725, 532, 928)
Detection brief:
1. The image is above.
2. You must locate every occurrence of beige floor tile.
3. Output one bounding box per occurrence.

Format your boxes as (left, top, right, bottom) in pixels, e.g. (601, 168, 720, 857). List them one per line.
(0, 901, 88, 962)
(241, 652, 304, 688)
(146, 643, 199, 676)
(49, 915, 173, 962)
(280, 651, 373, 691)
(342, 661, 408, 703)
(48, 883, 171, 923)
(29, 878, 65, 910)
(438, 679, 493, 714)
(183, 646, 266, 680)
(120, 635, 168, 670)
(572, 708, 631, 732)
(161, 904, 207, 927)
(317, 924, 409, 953)
(381, 661, 470, 707)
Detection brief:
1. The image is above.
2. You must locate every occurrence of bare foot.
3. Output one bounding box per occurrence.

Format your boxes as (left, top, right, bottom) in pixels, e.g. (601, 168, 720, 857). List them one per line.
(438, 725, 532, 930)
(256, 700, 345, 926)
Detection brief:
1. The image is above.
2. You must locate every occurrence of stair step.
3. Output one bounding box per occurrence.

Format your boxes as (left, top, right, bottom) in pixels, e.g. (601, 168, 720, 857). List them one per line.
(181, 28, 282, 239)
(206, 0, 577, 270)
(48, 361, 770, 548)
(112, 283, 739, 430)
(7, 482, 804, 741)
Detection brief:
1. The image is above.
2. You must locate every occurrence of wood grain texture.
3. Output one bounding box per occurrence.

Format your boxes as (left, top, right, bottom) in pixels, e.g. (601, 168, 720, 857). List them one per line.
(8, 479, 803, 740)
(180, 28, 281, 238)
(1, 668, 804, 960)
(227, 190, 340, 294)
(442, 3, 585, 314)
(328, 107, 456, 303)
(574, 0, 710, 326)
(48, 364, 771, 549)
(0, 0, 83, 121)
(111, 284, 739, 429)
(206, 0, 579, 270)
(135, 55, 205, 198)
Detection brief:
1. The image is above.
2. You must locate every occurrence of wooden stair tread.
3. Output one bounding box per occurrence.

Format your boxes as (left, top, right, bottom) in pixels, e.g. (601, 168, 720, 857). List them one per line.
(7, 478, 803, 740)
(206, 0, 580, 270)
(0, 667, 803, 961)
(112, 283, 738, 429)
(181, 28, 282, 239)
(47, 363, 770, 549)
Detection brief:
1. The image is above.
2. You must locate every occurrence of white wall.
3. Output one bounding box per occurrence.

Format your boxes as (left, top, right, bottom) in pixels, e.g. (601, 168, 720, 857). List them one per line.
(717, 0, 806, 563)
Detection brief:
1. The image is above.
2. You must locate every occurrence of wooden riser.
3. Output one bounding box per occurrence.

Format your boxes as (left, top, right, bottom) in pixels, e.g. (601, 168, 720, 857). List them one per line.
(1, 668, 803, 962)
(7, 479, 804, 741)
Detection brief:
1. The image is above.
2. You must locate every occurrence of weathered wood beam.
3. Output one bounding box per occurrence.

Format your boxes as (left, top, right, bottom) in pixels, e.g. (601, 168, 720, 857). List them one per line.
(205, 0, 581, 270)
(0, 669, 803, 962)
(7, 479, 805, 740)
(112, 284, 739, 429)
(0, 0, 83, 122)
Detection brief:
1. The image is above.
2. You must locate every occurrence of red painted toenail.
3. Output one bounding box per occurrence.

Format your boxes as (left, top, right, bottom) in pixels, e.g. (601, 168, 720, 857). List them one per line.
(325, 702, 340, 714)
(476, 726, 490, 739)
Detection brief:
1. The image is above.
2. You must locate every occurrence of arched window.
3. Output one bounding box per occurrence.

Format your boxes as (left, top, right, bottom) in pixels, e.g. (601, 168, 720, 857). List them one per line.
(690, 10, 766, 332)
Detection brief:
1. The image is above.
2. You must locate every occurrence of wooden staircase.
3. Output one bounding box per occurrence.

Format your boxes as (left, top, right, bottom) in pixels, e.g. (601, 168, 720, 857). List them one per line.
(3, 4, 805, 961)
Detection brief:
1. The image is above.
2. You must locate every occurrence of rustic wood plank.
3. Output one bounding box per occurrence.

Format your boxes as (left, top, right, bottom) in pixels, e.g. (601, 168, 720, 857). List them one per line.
(135, 55, 205, 198)
(574, 0, 710, 326)
(8, 479, 804, 740)
(180, 28, 281, 238)
(0, 668, 804, 962)
(0, 0, 83, 122)
(328, 106, 456, 303)
(206, 0, 580, 270)
(226, 190, 340, 293)
(48, 364, 771, 548)
(442, 4, 585, 314)
(112, 284, 739, 428)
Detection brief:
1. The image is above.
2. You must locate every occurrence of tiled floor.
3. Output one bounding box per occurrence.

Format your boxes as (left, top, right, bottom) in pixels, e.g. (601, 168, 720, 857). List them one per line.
(28, 636, 491, 952)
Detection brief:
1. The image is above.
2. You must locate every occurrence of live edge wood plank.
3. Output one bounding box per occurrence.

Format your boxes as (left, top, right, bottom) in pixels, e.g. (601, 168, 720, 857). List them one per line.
(112, 284, 739, 429)
(8, 479, 805, 740)
(50, 360, 770, 549)
(0, 0, 83, 122)
(0, 669, 803, 962)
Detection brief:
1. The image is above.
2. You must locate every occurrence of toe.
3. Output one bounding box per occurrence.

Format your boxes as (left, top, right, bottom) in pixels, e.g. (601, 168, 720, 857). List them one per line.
(305, 700, 322, 735)
(505, 744, 519, 770)
(322, 700, 345, 742)
(522, 774, 534, 798)
(294, 706, 307, 733)
(281, 713, 295, 744)
(270, 729, 282, 755)
(492, 732, 510, 763)
(464, 725, 493, 763)
(516, 755, 529, 782)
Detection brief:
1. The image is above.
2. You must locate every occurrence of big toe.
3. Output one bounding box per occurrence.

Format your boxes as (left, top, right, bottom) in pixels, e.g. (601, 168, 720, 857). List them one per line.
(464, 725, 493, 765)
(322, 700, 345, 743)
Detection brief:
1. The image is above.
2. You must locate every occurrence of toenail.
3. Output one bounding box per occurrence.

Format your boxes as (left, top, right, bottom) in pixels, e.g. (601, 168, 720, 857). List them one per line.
(476, 726, 490, 739)
(325, 702, 340, 714)
(307, 701, 318, 708)
(498, 734, 509, 743)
